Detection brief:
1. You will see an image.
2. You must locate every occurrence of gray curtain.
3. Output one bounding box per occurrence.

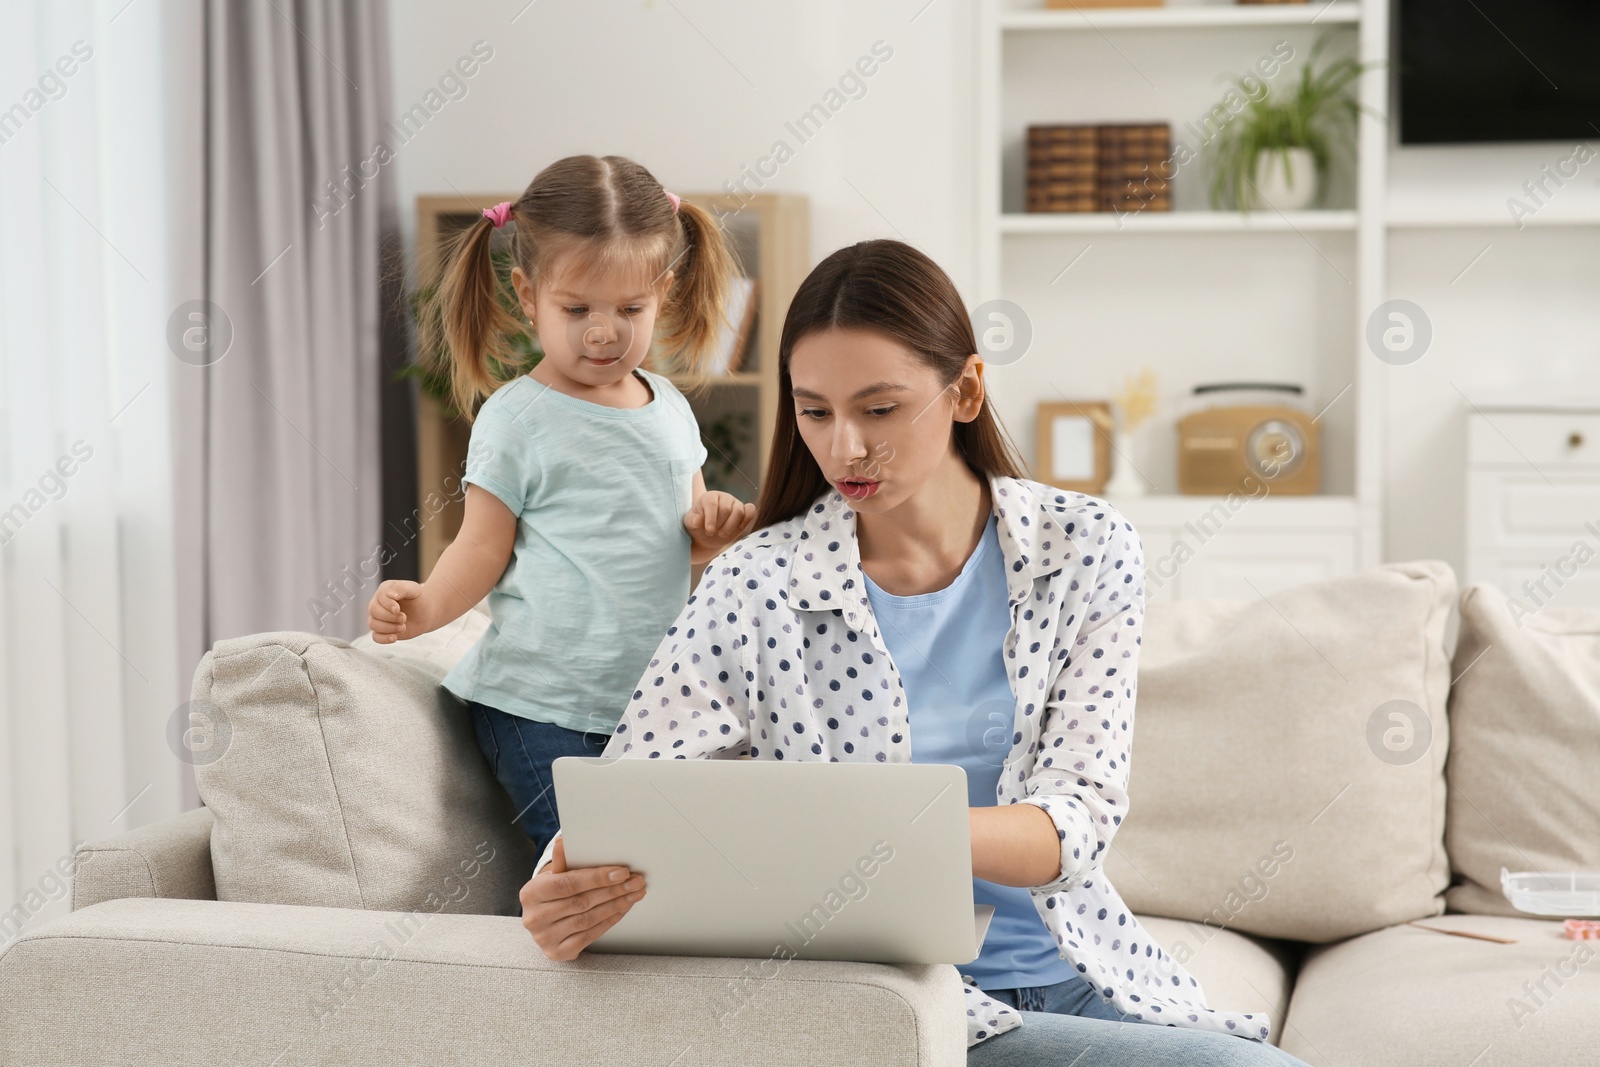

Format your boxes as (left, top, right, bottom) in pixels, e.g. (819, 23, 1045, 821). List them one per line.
(173, 0, 396, 754)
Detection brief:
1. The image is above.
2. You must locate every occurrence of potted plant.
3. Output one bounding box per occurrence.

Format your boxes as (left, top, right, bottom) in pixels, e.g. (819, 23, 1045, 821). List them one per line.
(1208, 38, 1370, 213)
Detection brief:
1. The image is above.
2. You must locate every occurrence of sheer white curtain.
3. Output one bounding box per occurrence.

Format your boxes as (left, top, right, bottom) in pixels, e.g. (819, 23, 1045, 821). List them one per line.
(0, 1, 189, 942)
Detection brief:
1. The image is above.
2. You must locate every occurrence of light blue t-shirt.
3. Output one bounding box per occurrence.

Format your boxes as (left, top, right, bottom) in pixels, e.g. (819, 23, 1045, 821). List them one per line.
(441, 368, 708, 732)
(863, 513, 1079, 991)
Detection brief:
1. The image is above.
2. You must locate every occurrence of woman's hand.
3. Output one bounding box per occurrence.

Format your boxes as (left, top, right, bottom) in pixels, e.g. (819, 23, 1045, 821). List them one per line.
(521, 837, 647, 961)
(684, 489, 756, 565)
(367, 579, 429, 644)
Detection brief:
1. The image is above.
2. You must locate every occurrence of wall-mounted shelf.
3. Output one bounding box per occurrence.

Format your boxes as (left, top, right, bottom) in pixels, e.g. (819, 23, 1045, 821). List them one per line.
(1000, 3, 1361, 31)
(1386, 210, 1600, 229)
(1001, 209, 1358, 234)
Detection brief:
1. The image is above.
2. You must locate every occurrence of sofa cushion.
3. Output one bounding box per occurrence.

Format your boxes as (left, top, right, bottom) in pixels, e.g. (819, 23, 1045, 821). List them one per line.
(1444, 584, 1600, 917)
(192, 606, 534, 914)
(1134, 915, 1299, 1043)
(1280, 914, 1600, 1066)
(1103, 560, 1456, 943)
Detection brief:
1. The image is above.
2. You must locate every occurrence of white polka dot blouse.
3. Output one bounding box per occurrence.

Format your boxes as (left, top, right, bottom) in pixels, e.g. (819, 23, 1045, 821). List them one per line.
(535, 475, 1273, 1049)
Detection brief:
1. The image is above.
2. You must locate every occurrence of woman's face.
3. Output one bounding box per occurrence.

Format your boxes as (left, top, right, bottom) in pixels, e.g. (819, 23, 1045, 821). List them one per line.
(788, 327, 983, 514)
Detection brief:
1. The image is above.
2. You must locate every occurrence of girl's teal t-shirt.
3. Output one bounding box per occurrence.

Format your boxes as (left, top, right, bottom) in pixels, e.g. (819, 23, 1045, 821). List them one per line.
(441, 368, 708, 732)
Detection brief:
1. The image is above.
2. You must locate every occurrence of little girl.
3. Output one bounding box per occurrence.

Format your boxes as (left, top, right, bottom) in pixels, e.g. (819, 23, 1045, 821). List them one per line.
(367, 154, 756, 864)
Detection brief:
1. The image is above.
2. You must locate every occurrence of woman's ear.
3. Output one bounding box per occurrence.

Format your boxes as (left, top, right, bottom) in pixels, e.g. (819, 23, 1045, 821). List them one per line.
(952, 353, 985, 424)
(510, 265, 537, 324)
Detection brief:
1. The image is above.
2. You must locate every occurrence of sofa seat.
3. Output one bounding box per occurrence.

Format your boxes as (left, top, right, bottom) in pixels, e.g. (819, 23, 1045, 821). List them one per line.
(1280, 914, 1598, 1066)
(1135, 915, 1301, 1041)
(0, 897, 966, 1066)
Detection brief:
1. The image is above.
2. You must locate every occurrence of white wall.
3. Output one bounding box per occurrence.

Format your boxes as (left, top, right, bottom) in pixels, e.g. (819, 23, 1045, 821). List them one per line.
(386, 0, 975, 292)
(385, 0, 1600, 582)
(1385, 142, 1600, 572)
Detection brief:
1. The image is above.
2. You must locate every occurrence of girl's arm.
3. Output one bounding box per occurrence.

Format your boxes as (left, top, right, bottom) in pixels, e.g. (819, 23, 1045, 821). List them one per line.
(368, 485, 516, 643)
(683, 469, 756, 566)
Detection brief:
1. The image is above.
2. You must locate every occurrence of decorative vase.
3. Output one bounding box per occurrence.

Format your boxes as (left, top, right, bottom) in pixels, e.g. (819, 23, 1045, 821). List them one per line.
(1249, 147, 1319, 211)
(1103, 429, 1147, 498)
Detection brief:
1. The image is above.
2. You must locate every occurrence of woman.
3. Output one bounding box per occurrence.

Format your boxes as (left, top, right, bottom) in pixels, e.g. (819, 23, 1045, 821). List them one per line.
(518, 239, 1311, 1066)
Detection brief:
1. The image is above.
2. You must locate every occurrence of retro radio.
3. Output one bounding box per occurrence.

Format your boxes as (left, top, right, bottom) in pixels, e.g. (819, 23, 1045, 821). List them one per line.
(1177, 383, 1320, 495)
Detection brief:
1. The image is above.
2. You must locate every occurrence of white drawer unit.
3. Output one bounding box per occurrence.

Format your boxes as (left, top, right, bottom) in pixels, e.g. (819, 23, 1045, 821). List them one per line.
(1465, 405, 1600, 611)
(1467, 411, 1600, 470)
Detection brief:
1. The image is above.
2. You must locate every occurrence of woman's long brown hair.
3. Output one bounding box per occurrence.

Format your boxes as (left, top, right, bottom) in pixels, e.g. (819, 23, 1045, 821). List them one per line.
(423, 154, 738, 419)
(754, 239, 1027, 528)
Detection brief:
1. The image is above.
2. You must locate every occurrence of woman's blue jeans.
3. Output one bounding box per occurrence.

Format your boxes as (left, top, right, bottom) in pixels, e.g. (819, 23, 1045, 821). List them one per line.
(967, 976, 1314, 1067)
(468, 701, 608, 879)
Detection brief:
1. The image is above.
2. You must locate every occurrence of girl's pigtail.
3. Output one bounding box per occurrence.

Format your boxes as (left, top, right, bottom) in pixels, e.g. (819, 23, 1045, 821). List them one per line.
(428, 212, 526, 420)
(654, 198, 737, 382)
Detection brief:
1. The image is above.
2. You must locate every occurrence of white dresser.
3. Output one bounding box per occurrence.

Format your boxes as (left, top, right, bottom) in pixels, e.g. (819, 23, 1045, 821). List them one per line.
(1465, 401, 1600, 610)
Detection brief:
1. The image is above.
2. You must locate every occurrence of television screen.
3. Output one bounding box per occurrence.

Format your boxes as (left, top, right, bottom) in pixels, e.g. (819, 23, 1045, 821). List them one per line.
(1398, 0, 1600, 144)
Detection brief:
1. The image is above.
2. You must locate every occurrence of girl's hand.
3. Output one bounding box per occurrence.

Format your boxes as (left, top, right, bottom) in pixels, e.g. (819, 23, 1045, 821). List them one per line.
(522, 838, 647, 961)
(367, 579, 427, 644)
(684, 490, 756, 563)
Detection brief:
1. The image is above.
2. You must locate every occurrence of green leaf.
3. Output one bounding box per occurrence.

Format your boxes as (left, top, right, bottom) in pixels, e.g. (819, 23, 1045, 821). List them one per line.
(1205, 34, 1381, 212)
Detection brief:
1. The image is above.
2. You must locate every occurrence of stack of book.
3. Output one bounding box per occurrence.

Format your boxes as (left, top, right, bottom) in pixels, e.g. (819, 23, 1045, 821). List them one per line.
(1026, 122, 1175, 214)
(1096, 123, 1174, 214)
(1025, 125, 1099, 212)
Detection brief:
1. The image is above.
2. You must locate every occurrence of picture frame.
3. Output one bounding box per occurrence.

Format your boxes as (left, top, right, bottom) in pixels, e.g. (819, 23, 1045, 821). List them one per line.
(706, 275, 759, 375)
(1035, 400, 1112, 493)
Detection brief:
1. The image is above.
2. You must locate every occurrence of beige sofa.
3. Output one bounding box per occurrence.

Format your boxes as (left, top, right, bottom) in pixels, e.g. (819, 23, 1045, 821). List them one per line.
(3, 561, 1596, 1065)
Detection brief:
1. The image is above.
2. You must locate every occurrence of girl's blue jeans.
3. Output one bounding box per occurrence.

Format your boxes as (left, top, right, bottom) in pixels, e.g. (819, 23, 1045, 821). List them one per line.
(969, 977, 1314, 1067)
(468, 701, 608, 878)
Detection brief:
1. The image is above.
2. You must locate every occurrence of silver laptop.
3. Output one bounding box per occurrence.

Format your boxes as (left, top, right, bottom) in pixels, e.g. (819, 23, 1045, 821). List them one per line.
(552, 757, 993, 965)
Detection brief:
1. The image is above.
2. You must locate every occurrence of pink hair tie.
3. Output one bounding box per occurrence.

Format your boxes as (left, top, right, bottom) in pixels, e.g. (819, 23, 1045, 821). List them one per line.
(665, 190, 681, 214)
(483, 201, 513, 228)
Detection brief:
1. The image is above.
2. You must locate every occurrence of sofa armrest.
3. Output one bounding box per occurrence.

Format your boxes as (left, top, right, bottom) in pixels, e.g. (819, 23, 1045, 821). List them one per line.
(71, 806, 216, 911)
(1, 898, 965, 1066)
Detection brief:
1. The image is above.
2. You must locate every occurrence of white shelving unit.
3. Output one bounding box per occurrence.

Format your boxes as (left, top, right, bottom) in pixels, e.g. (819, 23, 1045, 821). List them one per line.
(975, 0, 1389, 601)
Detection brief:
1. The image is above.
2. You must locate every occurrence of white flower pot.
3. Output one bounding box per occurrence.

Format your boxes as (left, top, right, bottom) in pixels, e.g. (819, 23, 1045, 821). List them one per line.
(1250, 147, 1319, 211)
